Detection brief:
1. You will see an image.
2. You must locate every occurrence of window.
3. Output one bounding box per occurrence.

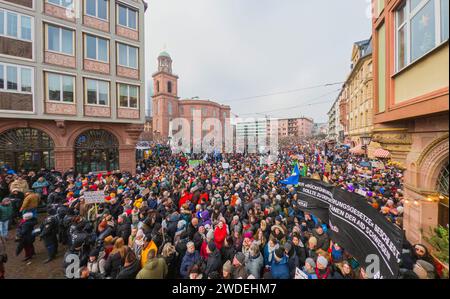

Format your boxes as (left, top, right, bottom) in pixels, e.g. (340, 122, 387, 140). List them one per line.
(0, 10, 32, 42)
(118, 83, 138, 108)
(85, 79, 109, 105)
(167, 81, 172, 93)
(85, 34, 108, 62)
(202, 108, 208, 116)
(117, 43, 138, 69)
(396, 0, 449, 71)
(47, 0, 74, 8)
(117, 4, 137, 30)
(167, 102, 172, 115)
(179, 106, 184, 114)
(85, 0, 108, 20)
(0, 63, 33, 93)
(45, 72, 75, 102)
(156, 80, 160, 92)
(46, 24, 74, 55)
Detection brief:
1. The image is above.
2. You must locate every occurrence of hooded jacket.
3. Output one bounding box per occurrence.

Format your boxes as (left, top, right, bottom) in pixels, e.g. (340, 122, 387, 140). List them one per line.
(136, 257, 168, 279)
(270, 256, 290, 279)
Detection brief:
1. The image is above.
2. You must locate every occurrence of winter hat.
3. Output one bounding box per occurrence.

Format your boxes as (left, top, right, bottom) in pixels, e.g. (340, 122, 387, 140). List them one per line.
(413, 260, 435, 279)
(223, 260, 232, 273)
(305, 258, 316, 269)
(23, 212, 33, 220)
(235, 252, 246, 265)
(274, 248, 285, 259)
(308, 236, 318, 247)
(177, 220, 187, 231)
(284, 242, 292, 253)
(207, 241, 216, 252)
(317, 255, 329, 268)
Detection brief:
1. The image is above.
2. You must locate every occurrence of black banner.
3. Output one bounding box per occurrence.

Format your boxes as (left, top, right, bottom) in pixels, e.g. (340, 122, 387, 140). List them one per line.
(297, 178, 334, 222)
(296, 179, 403, 279)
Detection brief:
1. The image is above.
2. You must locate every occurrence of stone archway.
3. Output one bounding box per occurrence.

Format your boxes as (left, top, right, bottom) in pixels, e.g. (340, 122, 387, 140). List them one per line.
(0, 128, 55, 171)
(416, 134, 449, 192)
(74, 129, 120, 174)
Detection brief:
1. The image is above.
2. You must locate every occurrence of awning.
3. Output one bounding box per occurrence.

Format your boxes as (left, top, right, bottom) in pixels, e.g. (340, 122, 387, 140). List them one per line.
(373, 148, 391, 159)
(349, 145, 365, 155)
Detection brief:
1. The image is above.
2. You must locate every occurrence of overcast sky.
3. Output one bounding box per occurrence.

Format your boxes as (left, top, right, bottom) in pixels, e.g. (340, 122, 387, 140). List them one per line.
(144, 0, 372, 123)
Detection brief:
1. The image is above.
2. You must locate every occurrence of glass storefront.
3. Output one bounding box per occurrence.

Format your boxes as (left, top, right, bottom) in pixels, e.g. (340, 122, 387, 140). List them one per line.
(0, 128, 55, 171)
(74, 129, 119, 174)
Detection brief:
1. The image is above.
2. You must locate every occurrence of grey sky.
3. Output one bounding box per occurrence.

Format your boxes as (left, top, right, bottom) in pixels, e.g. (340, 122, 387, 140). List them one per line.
(145, 0, 372, 123)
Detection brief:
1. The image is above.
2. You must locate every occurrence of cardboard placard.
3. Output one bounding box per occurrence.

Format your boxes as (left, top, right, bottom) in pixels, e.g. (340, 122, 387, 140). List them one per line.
(83, 191, 106, 204)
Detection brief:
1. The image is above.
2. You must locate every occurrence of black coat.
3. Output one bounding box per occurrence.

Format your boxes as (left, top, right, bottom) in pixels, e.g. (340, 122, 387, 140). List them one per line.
(204, 249, 222, 276)
(193, 232, 204, 250)
(116, 222, 132, 245)
(104, 252, 124, 279)
(116, 259, 141, 279)
(17, 218, 37, 245)
(221, 245, 236, 263)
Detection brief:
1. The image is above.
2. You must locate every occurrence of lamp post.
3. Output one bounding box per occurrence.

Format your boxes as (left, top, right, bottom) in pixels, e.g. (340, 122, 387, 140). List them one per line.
(360, 133, 372, 159)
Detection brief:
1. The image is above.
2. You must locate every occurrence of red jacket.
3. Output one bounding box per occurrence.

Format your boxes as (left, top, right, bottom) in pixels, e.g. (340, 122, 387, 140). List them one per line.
(200, 240, 209, 259)
(214, 224, 228, 251)
(179, 192, 193, 209)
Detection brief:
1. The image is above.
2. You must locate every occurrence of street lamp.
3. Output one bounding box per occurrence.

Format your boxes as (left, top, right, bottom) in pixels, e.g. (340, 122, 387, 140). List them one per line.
(360, 133, 372, 159)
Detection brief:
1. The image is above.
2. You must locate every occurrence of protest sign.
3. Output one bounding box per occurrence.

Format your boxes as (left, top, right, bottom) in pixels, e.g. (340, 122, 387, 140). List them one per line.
(189, 160, 203, 168)
(222, 162, 230, 169)
(294, 268, 309, 279)
(296, 178, 403, 279)
(83, 191, 106, 204)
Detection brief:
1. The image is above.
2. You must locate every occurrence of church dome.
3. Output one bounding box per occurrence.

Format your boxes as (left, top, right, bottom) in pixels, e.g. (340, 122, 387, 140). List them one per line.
(159, 51, 171, 58)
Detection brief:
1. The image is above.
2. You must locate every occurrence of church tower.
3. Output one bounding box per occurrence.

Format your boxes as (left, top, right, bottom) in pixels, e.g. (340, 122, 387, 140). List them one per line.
(152, 51, 179, 139)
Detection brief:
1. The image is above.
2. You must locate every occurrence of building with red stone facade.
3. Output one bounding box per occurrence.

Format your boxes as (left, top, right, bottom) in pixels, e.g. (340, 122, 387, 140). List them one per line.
(0, 0, 147, 174)
(152, 52, 231, 149)
(372, 0, 448, 244)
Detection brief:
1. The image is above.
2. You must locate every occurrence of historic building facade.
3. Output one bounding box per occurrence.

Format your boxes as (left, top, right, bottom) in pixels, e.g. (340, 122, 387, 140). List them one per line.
(0, 0, 147, 174)
(152, 51, 231, 150)
(372, 0, 449, 244)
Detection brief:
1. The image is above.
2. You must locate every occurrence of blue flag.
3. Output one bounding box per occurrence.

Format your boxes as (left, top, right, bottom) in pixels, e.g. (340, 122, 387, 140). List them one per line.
(281, 163, 300, 185)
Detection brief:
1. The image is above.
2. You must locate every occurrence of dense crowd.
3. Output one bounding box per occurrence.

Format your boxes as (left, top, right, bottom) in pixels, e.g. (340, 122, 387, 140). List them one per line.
(0, 140, 440, 279)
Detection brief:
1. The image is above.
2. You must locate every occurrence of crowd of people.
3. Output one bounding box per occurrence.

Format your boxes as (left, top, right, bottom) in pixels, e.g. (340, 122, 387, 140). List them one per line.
(0, 140, 441, 279)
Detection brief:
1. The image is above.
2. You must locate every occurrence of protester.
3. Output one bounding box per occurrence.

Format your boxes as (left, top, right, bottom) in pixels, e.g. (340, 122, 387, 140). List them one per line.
(0, 138, 425, 279)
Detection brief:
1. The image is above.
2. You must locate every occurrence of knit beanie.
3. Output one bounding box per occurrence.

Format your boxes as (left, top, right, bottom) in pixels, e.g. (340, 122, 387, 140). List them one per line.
(222, 260, 232, 273)
(235, 252, 246, 265)
(305, 257, 316, 269)
(317, 255, 329, 268)
(413, 260, 435, 279)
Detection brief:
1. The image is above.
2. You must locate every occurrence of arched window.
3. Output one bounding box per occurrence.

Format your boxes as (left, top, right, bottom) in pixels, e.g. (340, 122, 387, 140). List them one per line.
(74, 129, 119, 173)
(0, 128, 54, 171)
(437, 161, 449, 197)
(437, 161, 449, 227)
(156, 81, 160, 93)
(167, 81, 172, 93)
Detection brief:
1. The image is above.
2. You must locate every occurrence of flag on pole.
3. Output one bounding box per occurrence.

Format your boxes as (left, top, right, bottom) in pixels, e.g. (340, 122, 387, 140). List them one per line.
(281, 163, 300, 185)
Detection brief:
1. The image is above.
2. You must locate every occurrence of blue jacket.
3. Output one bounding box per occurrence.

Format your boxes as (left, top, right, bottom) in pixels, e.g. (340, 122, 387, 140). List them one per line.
(270, 256, 290, 279)
(180, 250, 200, 278)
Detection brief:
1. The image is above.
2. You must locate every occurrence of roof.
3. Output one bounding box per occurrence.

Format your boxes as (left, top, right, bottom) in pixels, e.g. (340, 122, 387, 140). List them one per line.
(355, 38, 372, 58)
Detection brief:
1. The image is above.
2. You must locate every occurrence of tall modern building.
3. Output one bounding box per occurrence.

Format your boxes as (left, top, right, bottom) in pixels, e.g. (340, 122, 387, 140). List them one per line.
(0, 0, 147, 174)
